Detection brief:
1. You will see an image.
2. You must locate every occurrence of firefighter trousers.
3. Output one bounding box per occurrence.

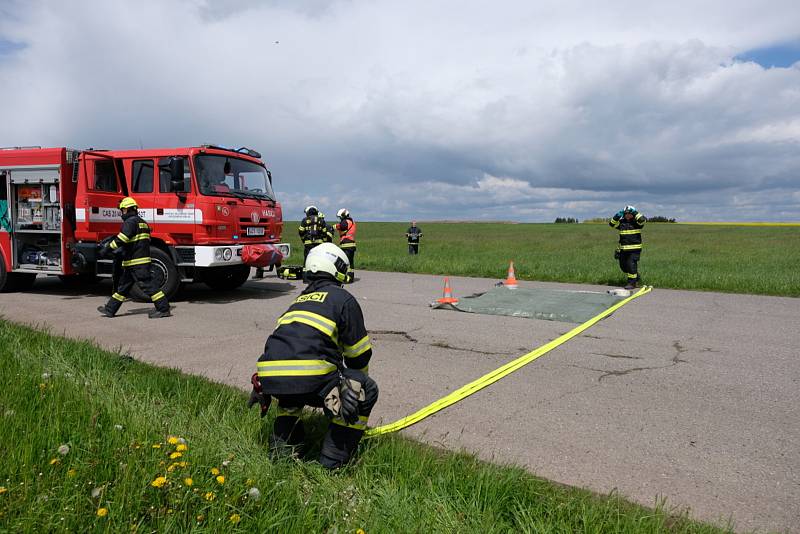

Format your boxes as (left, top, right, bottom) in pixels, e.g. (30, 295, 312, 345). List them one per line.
(104, 264, 169, 315)
(271, 368, 379, 469)
(341, 246, 356, 274)
(408, 243, 419, 254)
(618, 250, 641, 283)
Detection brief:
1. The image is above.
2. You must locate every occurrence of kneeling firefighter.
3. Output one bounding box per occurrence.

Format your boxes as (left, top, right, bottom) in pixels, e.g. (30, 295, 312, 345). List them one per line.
(248, 243, 377, 469)
(97, 197, 171, 319)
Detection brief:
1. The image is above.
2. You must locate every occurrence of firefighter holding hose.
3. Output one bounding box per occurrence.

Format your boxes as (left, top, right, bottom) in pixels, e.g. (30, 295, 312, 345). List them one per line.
(248, 243, 377, 469)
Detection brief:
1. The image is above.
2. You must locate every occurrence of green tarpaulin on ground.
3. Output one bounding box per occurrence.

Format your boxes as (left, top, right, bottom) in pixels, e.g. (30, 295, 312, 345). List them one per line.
(436, 286, 625, 324)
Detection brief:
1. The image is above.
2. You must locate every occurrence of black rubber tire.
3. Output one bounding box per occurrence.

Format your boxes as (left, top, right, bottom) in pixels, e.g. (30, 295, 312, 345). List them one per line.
(58, 273, 100, 287)
(130, 247, 180, 302)
(0, 254, 7, 292)
(202, 264, 251, 291)
(1, 269, 37, 292)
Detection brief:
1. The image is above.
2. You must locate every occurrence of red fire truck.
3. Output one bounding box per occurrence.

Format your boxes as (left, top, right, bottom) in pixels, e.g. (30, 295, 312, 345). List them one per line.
(0, 145, 289, 298)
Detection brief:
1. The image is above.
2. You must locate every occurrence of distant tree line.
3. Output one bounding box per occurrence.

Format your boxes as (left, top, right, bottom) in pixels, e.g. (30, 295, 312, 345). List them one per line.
(581, 215, 677, 223)
(554, 217, 579, 224)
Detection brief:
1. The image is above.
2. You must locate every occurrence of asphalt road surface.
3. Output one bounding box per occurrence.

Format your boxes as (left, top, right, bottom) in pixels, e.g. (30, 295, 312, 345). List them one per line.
(1, 271, 798, 533)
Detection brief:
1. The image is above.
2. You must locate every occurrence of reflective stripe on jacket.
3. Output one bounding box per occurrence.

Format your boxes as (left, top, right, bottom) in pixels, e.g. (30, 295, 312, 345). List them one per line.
(338, 218, 357, 248)
(299, 215, 329, 245)
(257, 278, 372, 395)
(609, 213, 646, 250)
(109, 214, 151, 267)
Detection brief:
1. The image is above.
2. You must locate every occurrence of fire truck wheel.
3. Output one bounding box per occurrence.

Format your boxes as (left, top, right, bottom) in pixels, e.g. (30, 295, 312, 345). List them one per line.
(130, 247, 180, 302)
(58, 273, 100, 287)
(1, 273, 36, 294)
(0, 255, 7, 291)
(202, 264, 251, 291)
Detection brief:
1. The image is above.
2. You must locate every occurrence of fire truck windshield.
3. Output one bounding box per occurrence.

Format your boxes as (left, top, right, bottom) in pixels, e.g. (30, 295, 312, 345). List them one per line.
(194, 154, 275, 201)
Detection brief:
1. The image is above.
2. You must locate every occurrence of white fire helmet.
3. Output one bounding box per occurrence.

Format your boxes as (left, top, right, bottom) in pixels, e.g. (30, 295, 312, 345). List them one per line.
(337, 208, 350, 219)
(304, 205, 318, 216)
(304, 243, 350, 283)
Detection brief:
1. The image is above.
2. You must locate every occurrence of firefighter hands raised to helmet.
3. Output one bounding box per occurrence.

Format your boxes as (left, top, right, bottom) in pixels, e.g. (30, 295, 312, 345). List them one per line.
(97, 197, 171, 319)
(609, 205, 646, 290)
(335, 208, 356, 281)
(252, 243, 378, 469)
(298, 205, 333, 261)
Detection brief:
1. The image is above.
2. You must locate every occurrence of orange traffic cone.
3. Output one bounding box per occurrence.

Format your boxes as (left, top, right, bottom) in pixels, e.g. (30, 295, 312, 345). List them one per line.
(436, 277, 459, 304)
(503, 261, 519, 289)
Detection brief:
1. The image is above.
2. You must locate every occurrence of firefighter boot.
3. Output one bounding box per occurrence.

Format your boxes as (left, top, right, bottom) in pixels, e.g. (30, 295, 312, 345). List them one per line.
(97, 305, 116, 318)
(269, 416, 306, 459)
(98, 295, 124, 318)
(319, 424, 364, 470)
(148, 298, 171, 319)
(148, 308, 171, 319)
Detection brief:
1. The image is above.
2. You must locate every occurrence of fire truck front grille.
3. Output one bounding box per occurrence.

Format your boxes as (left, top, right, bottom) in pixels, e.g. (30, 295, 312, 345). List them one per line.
(175, 247, 196, 265)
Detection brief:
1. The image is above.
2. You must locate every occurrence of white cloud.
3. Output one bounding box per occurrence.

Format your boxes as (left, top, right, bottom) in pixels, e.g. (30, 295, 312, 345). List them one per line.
(1, 0, 799, 221)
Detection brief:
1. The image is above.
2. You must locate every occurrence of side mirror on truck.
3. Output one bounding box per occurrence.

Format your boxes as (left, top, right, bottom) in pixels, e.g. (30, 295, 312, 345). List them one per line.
(168, 157, 185, 193)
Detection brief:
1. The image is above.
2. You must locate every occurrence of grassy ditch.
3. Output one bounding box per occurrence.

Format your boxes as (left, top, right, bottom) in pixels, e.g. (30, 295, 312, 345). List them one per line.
(283, 221, 800, 297)
(0, 320, 730, 533)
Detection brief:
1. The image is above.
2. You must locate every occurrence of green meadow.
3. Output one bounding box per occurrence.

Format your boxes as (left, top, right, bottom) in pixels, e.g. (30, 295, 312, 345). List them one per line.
(283, 222, 800, 297)
(0, 321, 730, 533)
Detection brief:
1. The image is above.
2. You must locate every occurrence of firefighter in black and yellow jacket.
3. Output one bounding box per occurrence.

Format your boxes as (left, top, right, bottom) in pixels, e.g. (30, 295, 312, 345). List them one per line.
(97, 197, 171, 319)
(249, 243, 377, 469)
(298, 205, 333, 261)
(609, 205, 646, 289)
(335, 208, 356, 280)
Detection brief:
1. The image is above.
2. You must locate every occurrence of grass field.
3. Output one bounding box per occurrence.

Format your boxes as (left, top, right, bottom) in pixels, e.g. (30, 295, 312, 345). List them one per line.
(0, 320, 731, 533)
(284, 222, 800, 297)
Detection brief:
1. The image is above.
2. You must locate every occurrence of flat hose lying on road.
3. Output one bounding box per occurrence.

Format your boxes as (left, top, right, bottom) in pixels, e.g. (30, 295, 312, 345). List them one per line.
(364, 285, 653, 438)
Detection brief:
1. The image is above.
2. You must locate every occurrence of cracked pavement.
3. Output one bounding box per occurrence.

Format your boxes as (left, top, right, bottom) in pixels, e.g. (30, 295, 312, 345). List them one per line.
(1, 271, 798, 533)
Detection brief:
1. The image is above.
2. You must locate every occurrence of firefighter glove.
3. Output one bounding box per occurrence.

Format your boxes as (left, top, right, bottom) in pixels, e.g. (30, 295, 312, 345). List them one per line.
(247, 372, 271, 417)
(614, 211, 623, 220)
(339, 383, 360, 425)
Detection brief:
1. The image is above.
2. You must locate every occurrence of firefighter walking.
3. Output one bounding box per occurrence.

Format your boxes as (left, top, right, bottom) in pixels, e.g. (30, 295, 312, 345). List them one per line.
(298, 205, 333, 261)
(248, 243, 378, 469)
(609, 205, 646, 289)
(336, 208, 356, 280)
(97, 197, 171, 319)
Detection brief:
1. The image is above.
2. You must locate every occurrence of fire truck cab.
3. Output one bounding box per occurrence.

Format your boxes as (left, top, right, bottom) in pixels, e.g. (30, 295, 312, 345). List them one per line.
(0, 145, 289, 298)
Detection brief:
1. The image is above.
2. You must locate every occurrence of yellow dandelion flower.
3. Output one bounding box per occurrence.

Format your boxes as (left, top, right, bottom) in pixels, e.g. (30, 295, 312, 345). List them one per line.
(357, 529, 366, 534)
(210, 467, 220, 475)
(151, 444, 161, 449)
(183, 478, 193, 487)
(67, 469, 77, 477)
(167, 436, 179, 445)
(0, 486, 7, 495)
(229, 513, 241, 524)
(167, 464, 177, 473)
(150, 476, 167, 488)
(177, 461, 187, 468)
(203, 491, 215, 502)
(175, 444, 187, 452)
(169, 452, 182, 459)
(215, 475, 225, 485)
(49, 458, 59, 465)
(245, 478, 254, 486)
(97, 507, 108, 517)
(38, 383, 46, 391)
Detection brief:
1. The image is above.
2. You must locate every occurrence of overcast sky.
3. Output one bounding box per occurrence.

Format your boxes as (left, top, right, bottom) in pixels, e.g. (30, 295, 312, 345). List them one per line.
(1, 0, 799, 221)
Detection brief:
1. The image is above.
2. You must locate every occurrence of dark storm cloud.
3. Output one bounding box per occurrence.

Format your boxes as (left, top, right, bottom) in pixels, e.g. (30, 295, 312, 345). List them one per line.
(0, 0, 798, 221)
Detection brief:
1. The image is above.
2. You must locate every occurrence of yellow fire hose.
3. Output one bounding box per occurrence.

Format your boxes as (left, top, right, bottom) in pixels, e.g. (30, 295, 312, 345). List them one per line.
(364, 285, 653, 437)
